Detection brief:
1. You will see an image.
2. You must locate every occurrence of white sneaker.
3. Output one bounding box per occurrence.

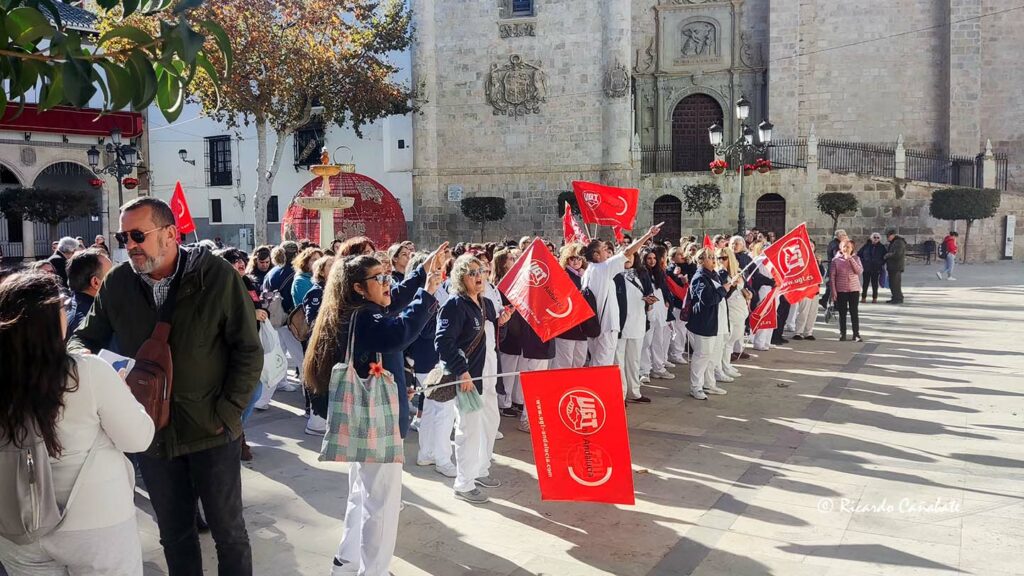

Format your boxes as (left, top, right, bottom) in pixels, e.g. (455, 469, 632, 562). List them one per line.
(704, 385, 728, 395)
(936, 271, 943, 280)
(495, 430, 504, 440)
(409, 417, 421, 431)
(725, 368, 742, 378)
(331, 558, 359, 575)
(690, 389, 708, 400)
(517, 420, 531, 433)
(304, 414, 327, 435)
(714, 374, 735, 383)
(947, 276, 956, 281)
(435, 465, 457, 478)
(669, 356, 687, 365)
(639, 374, 651, 384)
(277, 382, 299, 392)
(663, 361, 677, 369)
(650, 370, 676, 380)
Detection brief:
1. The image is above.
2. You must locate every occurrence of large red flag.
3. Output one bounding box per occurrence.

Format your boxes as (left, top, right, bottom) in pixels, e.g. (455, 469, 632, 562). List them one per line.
(169, 181, 196, 235)
(761, 223, 822, 304)
(520, 366, 635, 504)
(562, 204, 591, 245)
(749, 289, 778, 331)
(497, 238, 594, 342)
(703, 234, 714, 250)
(572, 181, 638, 242)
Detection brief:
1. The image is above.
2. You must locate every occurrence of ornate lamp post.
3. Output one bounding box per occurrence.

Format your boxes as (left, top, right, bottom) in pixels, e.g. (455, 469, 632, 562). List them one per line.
(86, 127, 140, 211)
(709, 96, 773, 234)
(298, 148, 355, 247)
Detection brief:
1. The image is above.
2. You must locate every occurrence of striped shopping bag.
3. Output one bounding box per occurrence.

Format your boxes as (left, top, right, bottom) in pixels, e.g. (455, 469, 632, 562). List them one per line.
(319, 357, 404, 464)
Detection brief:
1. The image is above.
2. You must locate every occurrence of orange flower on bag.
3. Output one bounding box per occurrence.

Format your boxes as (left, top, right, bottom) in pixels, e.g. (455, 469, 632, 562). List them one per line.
(368, 362, 384, 377)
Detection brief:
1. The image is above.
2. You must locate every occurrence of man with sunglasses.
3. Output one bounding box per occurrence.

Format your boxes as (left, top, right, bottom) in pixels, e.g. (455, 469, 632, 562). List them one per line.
(69, 197, 263, 575)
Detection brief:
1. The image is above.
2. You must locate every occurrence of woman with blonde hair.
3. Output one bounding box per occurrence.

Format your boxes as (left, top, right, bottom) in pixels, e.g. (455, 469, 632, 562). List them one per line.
(551, 243, 589, 369)
(714, 247, 746, 381)
(291, 246, 325, 312)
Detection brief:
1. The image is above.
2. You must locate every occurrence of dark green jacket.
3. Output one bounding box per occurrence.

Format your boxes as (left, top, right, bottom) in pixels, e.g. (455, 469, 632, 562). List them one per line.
(69, 246, 263, 458)
(884, 236, 908, 272)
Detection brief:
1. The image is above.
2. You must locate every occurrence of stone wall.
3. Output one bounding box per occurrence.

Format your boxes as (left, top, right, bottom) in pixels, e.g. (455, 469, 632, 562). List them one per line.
(636, 168, 1024, 263)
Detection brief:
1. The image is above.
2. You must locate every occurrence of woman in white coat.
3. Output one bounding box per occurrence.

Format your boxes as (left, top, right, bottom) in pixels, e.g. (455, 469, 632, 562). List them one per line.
(715, 247, 747, 381)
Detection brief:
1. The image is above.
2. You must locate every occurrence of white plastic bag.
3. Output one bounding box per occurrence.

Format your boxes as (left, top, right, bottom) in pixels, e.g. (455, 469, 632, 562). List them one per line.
(256, 322, 288, 409)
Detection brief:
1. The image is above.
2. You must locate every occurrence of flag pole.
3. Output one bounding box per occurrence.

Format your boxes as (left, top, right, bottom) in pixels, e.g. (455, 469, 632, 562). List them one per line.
(193, 231, 200, 244)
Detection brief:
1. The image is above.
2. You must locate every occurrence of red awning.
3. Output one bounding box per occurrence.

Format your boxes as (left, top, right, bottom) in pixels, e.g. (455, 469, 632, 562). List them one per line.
(0, 105, 143, 139)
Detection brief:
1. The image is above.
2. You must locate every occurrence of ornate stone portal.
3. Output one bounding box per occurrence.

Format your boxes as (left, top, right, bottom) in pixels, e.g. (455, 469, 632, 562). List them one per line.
(485, 54, 547, 118)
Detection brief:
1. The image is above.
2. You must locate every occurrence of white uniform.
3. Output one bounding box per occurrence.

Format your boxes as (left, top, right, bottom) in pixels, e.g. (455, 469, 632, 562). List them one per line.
(416, 372, 456, 472)
(794, 297, 817, 337)
(582, 253, 626, 366)
(478, 317, 500, 479)
(616, 271, 647, 400)
(720, 278, 747, 375)
(335, 462, 403, 575)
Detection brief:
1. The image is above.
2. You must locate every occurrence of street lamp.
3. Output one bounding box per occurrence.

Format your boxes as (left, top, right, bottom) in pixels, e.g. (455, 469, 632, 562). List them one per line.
(709, 95, 774, 234)
(87, 128, 142, 227)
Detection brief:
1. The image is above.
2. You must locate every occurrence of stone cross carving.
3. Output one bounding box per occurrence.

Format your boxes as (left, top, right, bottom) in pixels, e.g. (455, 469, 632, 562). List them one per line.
(485, 54, 547, 118)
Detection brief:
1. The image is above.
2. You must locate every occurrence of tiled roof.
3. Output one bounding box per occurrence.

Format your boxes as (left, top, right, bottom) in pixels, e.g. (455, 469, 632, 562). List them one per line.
(51, 2, 98, 33)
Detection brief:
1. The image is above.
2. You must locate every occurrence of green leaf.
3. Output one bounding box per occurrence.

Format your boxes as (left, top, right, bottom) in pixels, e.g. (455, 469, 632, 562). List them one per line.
(121, 0, 141, 19)
(199, 19, 233, 76)
(98, 25, 154, 49)
(99, 61, 133, 110)
(8, 59, 39, 98)
(7, 7, 54, 45)
(38, 68, 65, 111)
(0, 89, 7, 121)
(126, 49, 158, 108)
(156, 65, 184, 123)
(175, 19, 206, 63)
(194, 52, 222, 109)
(61, 58, 97, 108)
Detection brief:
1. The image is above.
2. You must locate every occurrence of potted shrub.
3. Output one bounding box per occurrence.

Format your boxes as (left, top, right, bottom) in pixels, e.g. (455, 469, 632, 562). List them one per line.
(756, 158, 772, 174)
(709, 159, 728, 175)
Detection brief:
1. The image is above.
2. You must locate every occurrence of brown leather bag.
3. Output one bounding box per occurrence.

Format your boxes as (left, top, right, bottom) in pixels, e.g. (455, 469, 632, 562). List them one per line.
(126, 322, 174, 430)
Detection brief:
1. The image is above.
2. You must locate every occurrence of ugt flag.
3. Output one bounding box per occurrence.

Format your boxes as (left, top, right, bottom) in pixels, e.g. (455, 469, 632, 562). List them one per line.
(520, 366, 635, 505)
(572, 181, 638, 242)
(497, 238, 594, 342)
(562, 204, 591, 245)
(170, 181, 196, 235)
(761, 223, 822, 304)
(749, 288, 778, 332)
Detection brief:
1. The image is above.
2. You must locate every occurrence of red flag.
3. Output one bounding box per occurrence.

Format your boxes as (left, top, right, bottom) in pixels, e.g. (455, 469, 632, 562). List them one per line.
(562, 204, 591, 245)
(703, 234, 714, 250)
(520, 366, 635, 504)
(497, 238, 595, 342)
(761, 223, 823, 304)
(572, 181, 638, 242)
(749, 288, 778, 331)
(169, 181, 196, 235)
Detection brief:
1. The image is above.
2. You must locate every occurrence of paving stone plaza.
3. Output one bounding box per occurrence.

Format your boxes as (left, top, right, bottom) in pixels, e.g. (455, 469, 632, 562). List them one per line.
(137, 263, 1024, 575)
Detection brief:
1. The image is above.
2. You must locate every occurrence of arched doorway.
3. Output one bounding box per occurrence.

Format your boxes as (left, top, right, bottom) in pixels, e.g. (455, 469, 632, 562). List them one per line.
(671, 94, 722, 172)
(653, 194, 682, 244)
(32, 162, 103, 256)
(0, 164, 23, 259)
(756, 193, 786, 239)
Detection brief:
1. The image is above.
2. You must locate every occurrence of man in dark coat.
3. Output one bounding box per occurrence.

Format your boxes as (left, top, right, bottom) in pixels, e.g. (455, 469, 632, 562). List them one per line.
(857, 232, 887, 302)
(884, 229, 907, 304)
(47, 236, 78, 286)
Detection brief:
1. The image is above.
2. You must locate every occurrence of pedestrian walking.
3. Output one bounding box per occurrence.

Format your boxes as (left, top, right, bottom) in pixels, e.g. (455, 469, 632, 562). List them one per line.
(830, 239, 864, 342)
(0, 272, 155, 575)
(69, 197, 263, 575)
(857, 233, 886, 303)
(883, 229, 907, 304)
(937, 231, 958, 280)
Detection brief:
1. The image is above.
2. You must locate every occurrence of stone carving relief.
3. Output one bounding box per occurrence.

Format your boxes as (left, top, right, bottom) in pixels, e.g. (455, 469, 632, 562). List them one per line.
(679, 21, 717, 60)
(485, 54, 547, 118)
(604, 61, 629, 98)
(739, 32, 764, 68)
(499, 22, 535, 38)
(634, 37, 656, 74)
(20, 147, 35, 167)
(668, 0, 716, 4)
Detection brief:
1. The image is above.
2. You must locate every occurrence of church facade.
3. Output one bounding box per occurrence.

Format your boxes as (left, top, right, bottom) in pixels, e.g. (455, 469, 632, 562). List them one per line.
(410, 0, 1023, 258)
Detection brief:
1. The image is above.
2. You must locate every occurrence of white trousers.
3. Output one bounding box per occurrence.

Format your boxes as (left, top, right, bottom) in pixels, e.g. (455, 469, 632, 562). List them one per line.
(336, 462, 402, 576)
(616, 337, 642, 400)
(276, 325, 304, 371)
(587, 330, 618, 367)
(720, 322, 743, 375)
(640, 322, 669, 375)
(551, 338, 588, 369)
(479, 324, 500, 478)
(416, 395, 455, 468)
(498, 353, 523, 409)
(795, 298, 817, 336)
(0, 516, 142, 576)
(752, 286, 774, 349)
(668, 319, 688, 360)
(688, 333, 720, 393)
(453, 397, 486, 493)
(518, 358, 549, 424)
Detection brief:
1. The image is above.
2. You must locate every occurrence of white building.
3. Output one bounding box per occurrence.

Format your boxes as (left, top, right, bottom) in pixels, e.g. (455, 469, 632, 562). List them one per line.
(146, 50, 414, 252)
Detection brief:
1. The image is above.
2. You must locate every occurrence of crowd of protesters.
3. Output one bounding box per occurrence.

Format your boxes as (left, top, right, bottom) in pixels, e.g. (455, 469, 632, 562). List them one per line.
(0, 195, 925, 576)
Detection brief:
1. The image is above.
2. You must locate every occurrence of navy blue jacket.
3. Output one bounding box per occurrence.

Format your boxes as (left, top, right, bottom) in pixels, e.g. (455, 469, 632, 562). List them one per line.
(686, 267, 727, 337)
(337, 290, 438, 380)
(302, 284, 324, 329)
(67, 291, 94, 337)
(262, 265, 296, 311)
(857, 242, 887, 273)
(390, 265, 425, 311)
(436, 294, 496, 393)
(407, 310, 440, 374)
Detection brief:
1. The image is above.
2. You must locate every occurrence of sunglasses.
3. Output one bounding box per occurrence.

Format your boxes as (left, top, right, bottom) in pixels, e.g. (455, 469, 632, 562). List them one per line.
(465, 269, 483, 277)
(115, 226, 166, 245)
(363, 273, 392, 286)
(717, 256, 729, 261)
